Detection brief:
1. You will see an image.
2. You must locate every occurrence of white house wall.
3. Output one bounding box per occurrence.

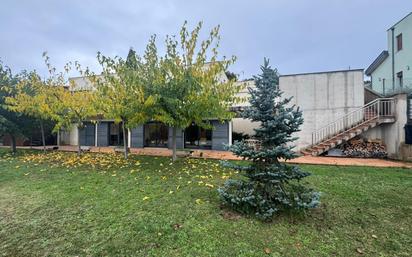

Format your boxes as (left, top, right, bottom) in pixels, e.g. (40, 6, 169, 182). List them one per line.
(280, 70, 364, 149)
(233, 70, 365, 150)
(364, 93, 408, 159)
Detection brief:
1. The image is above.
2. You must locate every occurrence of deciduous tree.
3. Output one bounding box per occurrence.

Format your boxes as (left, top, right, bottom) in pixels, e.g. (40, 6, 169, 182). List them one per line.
(5, 71, 53, 153)
(151, 21, 243, 160)
(42, 54, 97, 156)
(0, 62, 37, 153)
(86, 48, 156, 159)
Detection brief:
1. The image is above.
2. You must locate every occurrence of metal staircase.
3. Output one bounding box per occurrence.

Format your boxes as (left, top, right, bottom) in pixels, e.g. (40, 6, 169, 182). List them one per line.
(302, 98, 396, 156)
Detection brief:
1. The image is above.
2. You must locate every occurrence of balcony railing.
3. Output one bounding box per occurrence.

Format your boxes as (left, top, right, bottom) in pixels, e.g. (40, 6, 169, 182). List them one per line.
(377, 77, 412, 96)
(312, 98, 396, 145)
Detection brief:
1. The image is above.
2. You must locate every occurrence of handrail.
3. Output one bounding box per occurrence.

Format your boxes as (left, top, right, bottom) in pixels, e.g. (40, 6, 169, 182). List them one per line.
(311, 98, 395, 145)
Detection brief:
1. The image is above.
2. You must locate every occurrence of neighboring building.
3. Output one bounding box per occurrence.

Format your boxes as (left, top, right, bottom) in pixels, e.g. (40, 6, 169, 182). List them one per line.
(366, 12, 412, 95)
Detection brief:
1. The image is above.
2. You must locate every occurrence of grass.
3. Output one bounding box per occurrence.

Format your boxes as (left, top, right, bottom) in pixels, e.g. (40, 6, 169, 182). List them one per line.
(0, 149, 411, 257)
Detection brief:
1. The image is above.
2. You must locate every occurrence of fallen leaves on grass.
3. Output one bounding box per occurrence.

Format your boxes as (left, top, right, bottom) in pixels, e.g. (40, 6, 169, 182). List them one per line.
(356, 248, 364, 255)
(19, 151, 134, 171)
(172, 223, 183, 230)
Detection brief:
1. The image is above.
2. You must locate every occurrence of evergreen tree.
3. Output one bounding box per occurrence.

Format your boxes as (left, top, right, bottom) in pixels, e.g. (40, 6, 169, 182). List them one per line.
(218, 59, 320, 220)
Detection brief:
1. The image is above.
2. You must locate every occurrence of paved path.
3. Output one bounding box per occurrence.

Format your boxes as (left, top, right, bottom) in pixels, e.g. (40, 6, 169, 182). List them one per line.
(288, 155, 412, 168)
(3, 145, 412, 168)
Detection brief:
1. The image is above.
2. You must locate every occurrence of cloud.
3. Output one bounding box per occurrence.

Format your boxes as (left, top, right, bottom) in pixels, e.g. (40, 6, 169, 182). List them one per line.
(1, 0, 411, 79)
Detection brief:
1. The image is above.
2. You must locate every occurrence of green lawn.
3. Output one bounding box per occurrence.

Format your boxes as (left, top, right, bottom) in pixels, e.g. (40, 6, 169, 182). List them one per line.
(0, 150, 411, 257)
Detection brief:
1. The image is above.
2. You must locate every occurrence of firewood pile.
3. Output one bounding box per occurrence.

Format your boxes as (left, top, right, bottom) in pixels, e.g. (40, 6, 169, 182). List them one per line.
(339, 137, 387, 158)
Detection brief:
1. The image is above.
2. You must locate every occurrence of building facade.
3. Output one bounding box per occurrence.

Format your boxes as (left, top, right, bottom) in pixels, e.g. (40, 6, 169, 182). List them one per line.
(61, 69, 365, 152)
(366, 12, 412, 95)
(60, 119, 232, 151)
(59, 76, 233, 151)
(233, 69, 365, 150)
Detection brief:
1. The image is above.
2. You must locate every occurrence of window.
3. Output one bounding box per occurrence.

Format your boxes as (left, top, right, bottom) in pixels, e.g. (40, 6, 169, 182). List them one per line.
(184, 123, 212, 149)
(109, 122, 124, 146)
(396, 33, 403, 51)
(144, 122, 168, 147)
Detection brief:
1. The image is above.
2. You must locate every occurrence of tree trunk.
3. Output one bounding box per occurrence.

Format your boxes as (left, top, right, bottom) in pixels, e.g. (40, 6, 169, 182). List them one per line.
(122, 122, 128, 159)
(10, 134, 16, 154)
(40, 120, 46, 153)
(77, 125, 81, 156)
(57, 130, 60, 147)
(172, 126, 177, 161)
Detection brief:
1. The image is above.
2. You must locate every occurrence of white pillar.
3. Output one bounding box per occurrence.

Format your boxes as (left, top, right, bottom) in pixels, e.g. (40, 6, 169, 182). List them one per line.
(228, 120, 233, 146)
(128, 129, 131, 148)
(57, 130, 60, 146)
(95, 123, 98, 147)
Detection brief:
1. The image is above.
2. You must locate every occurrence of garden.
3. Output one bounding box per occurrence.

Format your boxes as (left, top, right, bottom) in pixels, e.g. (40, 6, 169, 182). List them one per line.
(1, 149, 411, 256)
(1, 21, 411, 257)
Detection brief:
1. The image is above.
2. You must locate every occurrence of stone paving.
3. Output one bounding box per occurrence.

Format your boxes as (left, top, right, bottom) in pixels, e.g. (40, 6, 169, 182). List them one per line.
(4, 145, 412, 168)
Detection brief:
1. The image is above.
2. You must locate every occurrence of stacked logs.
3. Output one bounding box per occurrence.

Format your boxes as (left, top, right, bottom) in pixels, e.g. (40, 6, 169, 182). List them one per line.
(340, 137, 387, 158)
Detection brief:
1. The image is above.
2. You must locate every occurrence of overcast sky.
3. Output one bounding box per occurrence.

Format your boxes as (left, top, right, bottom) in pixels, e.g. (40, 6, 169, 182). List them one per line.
(0, 0, 411, 79)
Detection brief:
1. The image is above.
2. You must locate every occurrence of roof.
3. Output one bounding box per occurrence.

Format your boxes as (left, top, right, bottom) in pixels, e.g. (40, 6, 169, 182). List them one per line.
(279, 68, 364, 77)
(387, 12, 412, 30)
(365, 51, 389, 76)
(364, 84, 383, 97)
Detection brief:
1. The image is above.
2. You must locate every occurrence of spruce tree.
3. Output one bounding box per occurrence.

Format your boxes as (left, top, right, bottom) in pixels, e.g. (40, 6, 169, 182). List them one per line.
(218, 59, 320, 220)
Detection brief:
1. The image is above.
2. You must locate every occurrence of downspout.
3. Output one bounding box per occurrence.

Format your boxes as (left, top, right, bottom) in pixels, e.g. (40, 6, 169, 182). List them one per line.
(391, 27, 395, 91)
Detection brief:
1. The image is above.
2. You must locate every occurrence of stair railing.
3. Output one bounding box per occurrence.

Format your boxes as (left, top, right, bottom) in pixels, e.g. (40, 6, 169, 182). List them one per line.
(311, 98, 395, 145)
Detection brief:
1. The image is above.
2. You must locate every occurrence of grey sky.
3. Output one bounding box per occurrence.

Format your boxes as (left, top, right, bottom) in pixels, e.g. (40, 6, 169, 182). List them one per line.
(1, 0, 411, 79)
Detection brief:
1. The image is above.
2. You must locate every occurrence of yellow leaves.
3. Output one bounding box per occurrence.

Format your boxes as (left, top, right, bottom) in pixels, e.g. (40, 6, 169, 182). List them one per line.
(19, 151, 141, 172)
(205, 183, 214, 188)
(195, 198, 203, 205)
(142, 196, 150, 201)
(169, 190, 174, 194)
